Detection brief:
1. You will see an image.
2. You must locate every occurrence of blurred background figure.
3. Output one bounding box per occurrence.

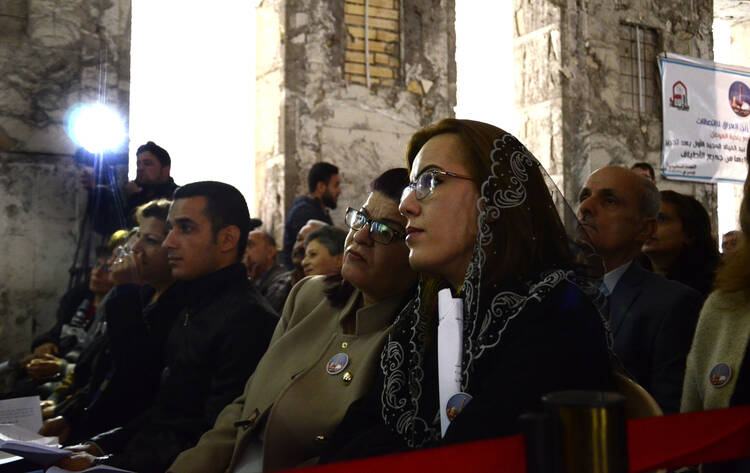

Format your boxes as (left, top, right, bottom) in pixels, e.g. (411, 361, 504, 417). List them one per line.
(631, 161, 656, 184)
(289, 219, 329, 283)
(282, 162, 341, 268)
(682, 163, 750, 473)
(244, 229, 291, 313)
(302, 226, 346, 277)
(642, 190, 720, 298)
(722, 230, 742, 256)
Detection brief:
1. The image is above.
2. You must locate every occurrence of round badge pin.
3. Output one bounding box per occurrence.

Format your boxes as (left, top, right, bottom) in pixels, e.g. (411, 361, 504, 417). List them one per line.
(446, 392, 473, 422)
(326, 353, 349, 375)
(709, 363, 732, 388)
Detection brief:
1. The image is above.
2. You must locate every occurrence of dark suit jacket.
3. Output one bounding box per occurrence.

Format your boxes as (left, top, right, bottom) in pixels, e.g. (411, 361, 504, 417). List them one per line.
(609, 261, 703, 414)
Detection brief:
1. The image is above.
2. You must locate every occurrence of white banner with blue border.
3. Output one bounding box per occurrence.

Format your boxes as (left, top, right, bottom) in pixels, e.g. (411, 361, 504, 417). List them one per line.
(659, 53, 750, 183)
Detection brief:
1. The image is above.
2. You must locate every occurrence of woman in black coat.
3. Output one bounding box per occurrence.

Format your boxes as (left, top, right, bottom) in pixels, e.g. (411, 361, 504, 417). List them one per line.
(323, 119, 617, 460)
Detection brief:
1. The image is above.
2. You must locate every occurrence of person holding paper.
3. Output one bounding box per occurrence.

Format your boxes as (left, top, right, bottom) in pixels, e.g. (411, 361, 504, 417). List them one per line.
(322, 119, 617, 460)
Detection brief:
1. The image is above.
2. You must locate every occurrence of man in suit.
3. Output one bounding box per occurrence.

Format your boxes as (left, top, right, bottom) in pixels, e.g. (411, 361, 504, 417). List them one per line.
(577, 166, 702, 414)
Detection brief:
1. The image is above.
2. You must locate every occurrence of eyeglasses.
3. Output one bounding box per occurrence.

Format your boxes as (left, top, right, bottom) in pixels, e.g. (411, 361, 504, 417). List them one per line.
(344, 208, 404, 245)
(400, 169, 474, 203)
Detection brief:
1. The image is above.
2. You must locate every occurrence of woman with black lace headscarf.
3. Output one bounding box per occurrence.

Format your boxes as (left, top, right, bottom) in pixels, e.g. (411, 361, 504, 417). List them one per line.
(323, 119, 618, 460)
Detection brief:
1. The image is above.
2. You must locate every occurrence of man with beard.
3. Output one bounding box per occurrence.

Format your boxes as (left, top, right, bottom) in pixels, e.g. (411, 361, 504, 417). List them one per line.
(282, 162, 341, 268)
(124, 142, 179, 220)
(85, 141, 179, 234)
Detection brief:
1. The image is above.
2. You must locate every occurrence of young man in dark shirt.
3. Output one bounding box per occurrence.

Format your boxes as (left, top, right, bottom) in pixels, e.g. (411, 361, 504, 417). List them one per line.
(59, 182, 277, 473)
(281, 162, 341, 268)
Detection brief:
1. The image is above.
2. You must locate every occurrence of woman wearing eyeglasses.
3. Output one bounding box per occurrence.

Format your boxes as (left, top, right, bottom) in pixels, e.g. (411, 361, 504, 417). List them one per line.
(167, 168, 418, 473)
(322, 119, 617, 460)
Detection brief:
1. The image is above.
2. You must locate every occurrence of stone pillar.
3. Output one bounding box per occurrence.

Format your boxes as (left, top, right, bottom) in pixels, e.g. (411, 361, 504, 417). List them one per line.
(0, 0, 131, 360)
(514, 0, 716, 217)
(254, 0, 456, 244)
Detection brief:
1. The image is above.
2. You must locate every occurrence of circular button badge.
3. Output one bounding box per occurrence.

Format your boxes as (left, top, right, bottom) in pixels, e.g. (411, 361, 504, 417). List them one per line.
(709, 363, 732, 388)
(326, 353, 350, 375)
(446, 392, 473, 422)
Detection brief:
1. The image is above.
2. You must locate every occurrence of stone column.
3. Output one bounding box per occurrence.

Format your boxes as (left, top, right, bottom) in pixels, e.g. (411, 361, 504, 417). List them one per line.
(254, 0, 456, 244)
(0, 0, 131, 360)
(514, 0, 716, 217)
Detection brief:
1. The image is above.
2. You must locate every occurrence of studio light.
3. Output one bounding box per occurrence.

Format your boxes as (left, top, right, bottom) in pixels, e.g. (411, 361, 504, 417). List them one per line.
(66, 103, 126, 154)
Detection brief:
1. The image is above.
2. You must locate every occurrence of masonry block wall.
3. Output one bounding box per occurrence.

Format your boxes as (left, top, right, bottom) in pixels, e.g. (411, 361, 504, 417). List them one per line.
(0, 0, 131, 360)
(344, 0, 400, 87)
(514, 0, 716, 221)
(255, 0, 456, 243)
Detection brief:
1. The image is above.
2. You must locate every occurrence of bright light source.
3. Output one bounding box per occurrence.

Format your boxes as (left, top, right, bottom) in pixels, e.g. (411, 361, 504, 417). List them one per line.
(66, 103, 126, 154)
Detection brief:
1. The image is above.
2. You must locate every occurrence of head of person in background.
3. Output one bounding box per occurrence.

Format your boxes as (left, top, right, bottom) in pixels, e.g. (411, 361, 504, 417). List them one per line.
(308, 162, 341, 210)
(302, 225, 346, 277)
(291, 219, 329, 276)
(642, 190, 719, 297)
(244, 230, 278, 279)
(631, 161, 656, 184)
(164, 181, 249, 281)
(89, 245, 115, 298)
(135, 141, 171, 188)
(110, 199, 174, 295)
(577, 166, 660, 273)
(722, 230, 742, 255)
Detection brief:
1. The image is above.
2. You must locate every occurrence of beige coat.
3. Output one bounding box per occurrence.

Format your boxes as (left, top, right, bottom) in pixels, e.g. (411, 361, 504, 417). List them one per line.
(169, 276, 406, 472)
(681, 289, 750, 412)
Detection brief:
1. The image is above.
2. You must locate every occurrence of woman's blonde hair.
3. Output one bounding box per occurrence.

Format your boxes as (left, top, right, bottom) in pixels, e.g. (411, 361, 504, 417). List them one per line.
(713, 138, 750, 294)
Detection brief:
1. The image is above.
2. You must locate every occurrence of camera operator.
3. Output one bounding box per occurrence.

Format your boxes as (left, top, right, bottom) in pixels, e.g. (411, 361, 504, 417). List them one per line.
(83, 141, 178, 234)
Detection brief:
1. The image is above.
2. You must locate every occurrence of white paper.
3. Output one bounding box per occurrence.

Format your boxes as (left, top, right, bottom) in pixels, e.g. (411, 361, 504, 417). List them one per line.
(0, 396, 42, 433)
(48, 465, 135, 473)
(0, 439, 70, 466)
(0, 424, 58, 465)
(438, 288, 463, 437)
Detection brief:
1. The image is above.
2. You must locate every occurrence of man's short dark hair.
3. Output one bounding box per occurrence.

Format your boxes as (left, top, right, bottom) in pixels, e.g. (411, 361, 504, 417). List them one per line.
(173, 181, 250, 261)
(307, 162, 339, 193)
(137, 141, 171, 167)
(631, 162, 655, 181)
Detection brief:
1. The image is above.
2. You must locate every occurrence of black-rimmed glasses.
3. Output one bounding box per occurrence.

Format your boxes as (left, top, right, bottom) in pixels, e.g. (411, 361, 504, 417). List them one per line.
(400, 169, 474, 203)
(344, 208, 404, 245)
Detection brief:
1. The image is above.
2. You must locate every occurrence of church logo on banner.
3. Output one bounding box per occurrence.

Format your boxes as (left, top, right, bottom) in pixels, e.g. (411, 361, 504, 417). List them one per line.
(669, 81, 689, 111)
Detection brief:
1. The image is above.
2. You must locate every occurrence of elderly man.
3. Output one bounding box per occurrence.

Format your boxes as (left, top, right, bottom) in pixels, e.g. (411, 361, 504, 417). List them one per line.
(577, 166, 702, 414)
(244, 230, 291, 313)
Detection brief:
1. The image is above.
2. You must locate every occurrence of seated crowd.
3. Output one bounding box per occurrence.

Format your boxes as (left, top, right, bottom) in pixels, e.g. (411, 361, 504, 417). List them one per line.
(1, 124, 748, 473)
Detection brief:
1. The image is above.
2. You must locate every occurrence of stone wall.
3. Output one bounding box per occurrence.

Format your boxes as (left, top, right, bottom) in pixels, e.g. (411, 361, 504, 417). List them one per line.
(255, 0, 456, 243)
(0, 0, 131, 359)
(514, 0, 717, 220)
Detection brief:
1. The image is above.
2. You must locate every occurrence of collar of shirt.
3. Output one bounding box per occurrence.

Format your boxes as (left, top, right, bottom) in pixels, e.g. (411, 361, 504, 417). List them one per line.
(602, 260, 633, 295)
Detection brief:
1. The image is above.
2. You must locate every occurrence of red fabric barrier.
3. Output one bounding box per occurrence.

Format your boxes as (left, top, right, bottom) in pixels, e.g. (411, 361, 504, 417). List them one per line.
(283, 406, 750, 473)
(628, 405, 750, 472)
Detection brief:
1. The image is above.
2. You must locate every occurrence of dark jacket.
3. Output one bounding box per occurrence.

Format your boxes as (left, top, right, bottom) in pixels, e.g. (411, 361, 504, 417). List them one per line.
(91, 177, 178, 234)
(323, 278, 616, 461)
(31, 282, 93, 352)
(126, 177, 179, 218)
(282, 195, 333, 268)
(57, 283, 185, 445)
(254, 264, 292, 313)
(90, 263, 278, 473)
(609, 261, 703, 414)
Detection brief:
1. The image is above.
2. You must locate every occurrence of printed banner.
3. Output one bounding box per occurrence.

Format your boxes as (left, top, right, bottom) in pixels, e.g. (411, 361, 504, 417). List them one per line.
(659, 53, 750, 183)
